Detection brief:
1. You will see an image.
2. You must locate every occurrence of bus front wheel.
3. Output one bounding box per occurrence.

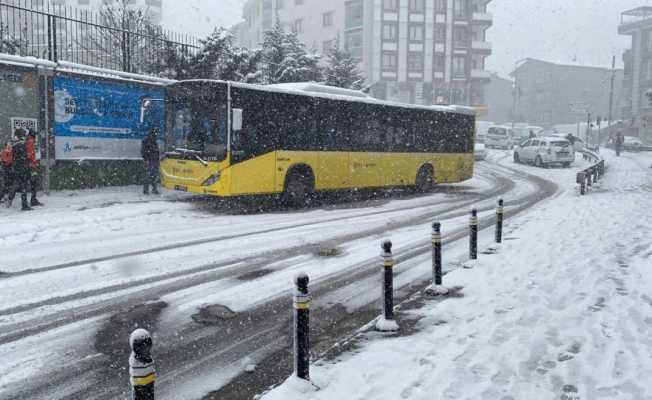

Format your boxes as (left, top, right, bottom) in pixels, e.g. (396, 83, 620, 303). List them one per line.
(415, 165, 435, 192)
(283, 171, 314, 208)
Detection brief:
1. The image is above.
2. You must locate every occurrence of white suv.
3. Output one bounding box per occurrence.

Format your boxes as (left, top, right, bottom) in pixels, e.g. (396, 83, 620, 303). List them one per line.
(485, 126, 514, 149)
(513, 137, 575, 168)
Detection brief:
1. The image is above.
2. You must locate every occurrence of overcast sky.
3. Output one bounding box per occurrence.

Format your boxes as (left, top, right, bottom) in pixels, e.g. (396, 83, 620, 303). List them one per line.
(164, 0, 641, 77)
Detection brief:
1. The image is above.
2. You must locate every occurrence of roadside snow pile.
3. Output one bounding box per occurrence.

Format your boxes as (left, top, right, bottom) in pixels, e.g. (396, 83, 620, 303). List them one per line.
(260, 151, 652, 400)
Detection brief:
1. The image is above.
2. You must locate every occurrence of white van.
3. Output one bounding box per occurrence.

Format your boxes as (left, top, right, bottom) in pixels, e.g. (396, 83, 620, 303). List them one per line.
(485, 126, 514, 149)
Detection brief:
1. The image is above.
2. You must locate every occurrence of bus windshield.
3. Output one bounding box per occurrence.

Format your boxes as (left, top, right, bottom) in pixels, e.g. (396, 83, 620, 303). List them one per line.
(166, 82, 228, 161)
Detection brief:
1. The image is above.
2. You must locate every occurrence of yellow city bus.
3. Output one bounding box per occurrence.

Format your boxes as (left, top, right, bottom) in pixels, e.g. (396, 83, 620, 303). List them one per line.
(153, 80, 475, 206)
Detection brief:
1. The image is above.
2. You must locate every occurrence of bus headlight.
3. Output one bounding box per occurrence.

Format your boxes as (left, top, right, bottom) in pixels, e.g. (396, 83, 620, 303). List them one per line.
(202, 172, 221, 187)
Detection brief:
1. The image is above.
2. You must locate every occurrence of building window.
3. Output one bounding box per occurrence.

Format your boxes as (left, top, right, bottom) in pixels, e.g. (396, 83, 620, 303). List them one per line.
(383, 0, 398, 11)
(294, 18, 303, 32)
(647, 59, 652, 80)
(408, 53, 423, 71)
(454, 0, 465, 19)
(346, 30, 363, 59)
(409, 0, 424, 13)
(435, 0, 446, 13)
(434, 56, 445, 72)
(453, 27, 467, 47)
(434, 25, 446, 42)
(346, 0, 364, 29)
(276, 0, 283, 9)
(383, 23, 397, 41)
(453, 56, 466, 77)
(382, 52, 397, 69)
(323, 11, 334, 27)
(409, 24, 424, 41)
(647, 30, 652, 52)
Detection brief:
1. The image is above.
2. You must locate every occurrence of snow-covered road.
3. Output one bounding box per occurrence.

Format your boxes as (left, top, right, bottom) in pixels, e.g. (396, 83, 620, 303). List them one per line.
(260, 149, 652, 400)
(0, 153, 565, 400)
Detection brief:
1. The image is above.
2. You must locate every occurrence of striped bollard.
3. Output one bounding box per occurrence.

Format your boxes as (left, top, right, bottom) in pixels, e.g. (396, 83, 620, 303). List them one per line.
(293, 273, 311, 381)
(375, 241, 399, 332)
(426, 222, 449, 296)
(129, 329, 155, 400)
(463, 209, 479, 268)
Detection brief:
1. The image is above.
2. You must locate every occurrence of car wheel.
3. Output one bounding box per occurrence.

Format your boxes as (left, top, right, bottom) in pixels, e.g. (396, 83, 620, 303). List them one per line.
(415, 165, 435, 192)
(513, 152, 521, 164)
(535, 156, 544, 168)
(283, 172, 313, 208)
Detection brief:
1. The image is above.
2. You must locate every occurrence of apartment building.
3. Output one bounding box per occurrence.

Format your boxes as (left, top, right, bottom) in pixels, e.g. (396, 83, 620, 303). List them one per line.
(236, 0, 493, 107)
(511, 58, 623, 127)
(619, 6, 652, 143)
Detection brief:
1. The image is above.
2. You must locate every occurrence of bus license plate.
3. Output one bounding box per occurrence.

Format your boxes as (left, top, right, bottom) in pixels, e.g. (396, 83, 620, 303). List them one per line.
(175, 185, 188, 192)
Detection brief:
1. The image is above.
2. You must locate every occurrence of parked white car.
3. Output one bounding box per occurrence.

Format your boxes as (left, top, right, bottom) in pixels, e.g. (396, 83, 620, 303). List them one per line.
(485, 126, 514, 149)
(474, 143, 487, 161)
(513, 137, 575, 168)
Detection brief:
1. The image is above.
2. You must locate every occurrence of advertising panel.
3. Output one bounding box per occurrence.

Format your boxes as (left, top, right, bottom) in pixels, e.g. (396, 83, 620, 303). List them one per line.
(54, 74, 165, 160)
(0, 64, 40, 146)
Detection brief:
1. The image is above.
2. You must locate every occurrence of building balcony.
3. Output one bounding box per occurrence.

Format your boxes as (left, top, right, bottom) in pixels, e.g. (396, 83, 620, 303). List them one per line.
(471, 41, 492, 54)
(619, 7, 652, 35)
(471, 69, 491, 80)
(471, 12, 493, 26)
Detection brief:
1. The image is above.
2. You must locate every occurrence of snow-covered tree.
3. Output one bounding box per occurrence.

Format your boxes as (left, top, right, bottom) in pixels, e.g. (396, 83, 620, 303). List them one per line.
(0, 23, 23, 55)
(146, 40, 194, 79)
(190, 27, 264, 83)
(190, 27, 233, 78)
(323, 35, 364, 90)
(219, 47, 264, 83)
(261, 21, 321, 84)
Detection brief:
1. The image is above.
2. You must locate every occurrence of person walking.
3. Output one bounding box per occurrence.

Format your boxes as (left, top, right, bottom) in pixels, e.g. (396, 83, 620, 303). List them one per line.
(7, 128, 32, 211)
(26, 129, 43, 207)
(141, 128, 160, 195)
(0, 140, 13, 204)
(615, 131, 624, 157)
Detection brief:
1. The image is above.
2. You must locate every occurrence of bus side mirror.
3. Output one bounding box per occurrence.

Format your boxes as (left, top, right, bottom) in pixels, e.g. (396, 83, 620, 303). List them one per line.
(232, 108, 243, 131)
(140, 99, 152, 124)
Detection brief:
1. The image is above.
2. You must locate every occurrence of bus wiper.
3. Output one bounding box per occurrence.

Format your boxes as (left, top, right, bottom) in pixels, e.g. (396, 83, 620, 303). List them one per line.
(193, 153, 209, 166)
(173, 148, 209, 166)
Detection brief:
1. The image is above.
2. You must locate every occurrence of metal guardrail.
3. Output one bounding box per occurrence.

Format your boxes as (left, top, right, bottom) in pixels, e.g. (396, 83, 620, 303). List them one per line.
(577, 150, 605, 195)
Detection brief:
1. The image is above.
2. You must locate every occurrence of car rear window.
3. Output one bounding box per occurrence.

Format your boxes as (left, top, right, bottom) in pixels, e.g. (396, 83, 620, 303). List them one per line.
(550, 141, 570, 147)
(488, 128, 506, 136)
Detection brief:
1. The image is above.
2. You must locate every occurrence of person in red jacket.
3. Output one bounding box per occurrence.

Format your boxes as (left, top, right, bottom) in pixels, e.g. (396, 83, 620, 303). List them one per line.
(0, 140, 13, 204)
(26, 130, 43, 206)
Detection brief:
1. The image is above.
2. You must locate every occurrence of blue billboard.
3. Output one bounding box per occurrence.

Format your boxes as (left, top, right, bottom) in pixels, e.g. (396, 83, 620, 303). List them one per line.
(54, 74, 165, 160)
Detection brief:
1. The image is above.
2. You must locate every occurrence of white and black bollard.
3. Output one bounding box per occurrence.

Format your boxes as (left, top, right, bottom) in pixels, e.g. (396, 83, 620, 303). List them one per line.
(375, 240, 399, 332)
(488, 199, 504, 253)
(426, 222, 450, 296)
(463, 209, 479, 268)
(293, 273, 311, 381)
(129, 329, 155, 400)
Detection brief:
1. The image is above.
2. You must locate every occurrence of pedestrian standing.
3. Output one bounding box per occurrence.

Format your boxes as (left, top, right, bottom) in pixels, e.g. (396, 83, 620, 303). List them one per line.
(7, 129, 32, 211)
(0, 140, 13, 204)
(141, 128, 160, 195)
(26, 129, 43, 207)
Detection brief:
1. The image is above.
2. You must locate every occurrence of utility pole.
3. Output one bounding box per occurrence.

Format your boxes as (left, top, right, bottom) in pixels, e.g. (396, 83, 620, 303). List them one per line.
(607, 55, 616, 143)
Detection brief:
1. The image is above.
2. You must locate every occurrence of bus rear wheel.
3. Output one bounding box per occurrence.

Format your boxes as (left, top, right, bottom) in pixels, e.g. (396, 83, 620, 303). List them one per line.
(415, 166, 435, 192)
(283, 172, 314, 208)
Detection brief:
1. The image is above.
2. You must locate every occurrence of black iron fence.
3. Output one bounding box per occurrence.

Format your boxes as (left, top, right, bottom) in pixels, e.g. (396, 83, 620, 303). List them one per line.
(0, 0, 199, 75)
